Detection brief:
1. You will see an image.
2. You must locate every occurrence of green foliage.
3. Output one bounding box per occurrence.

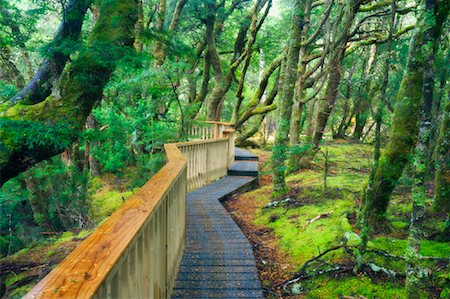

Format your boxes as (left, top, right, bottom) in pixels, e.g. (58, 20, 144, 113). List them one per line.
(0, 81, 18, 103)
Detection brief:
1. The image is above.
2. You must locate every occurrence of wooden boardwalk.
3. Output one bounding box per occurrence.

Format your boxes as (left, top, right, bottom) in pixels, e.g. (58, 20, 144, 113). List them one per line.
(171, 149, 263, 298)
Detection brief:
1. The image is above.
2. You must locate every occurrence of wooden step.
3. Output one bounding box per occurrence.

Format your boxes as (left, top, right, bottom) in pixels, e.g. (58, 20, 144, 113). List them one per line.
(228, 161, 259, 177)
(235, 148, 259, 161)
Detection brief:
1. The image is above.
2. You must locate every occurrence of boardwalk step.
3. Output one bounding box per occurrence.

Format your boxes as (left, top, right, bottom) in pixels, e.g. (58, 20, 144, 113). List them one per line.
(235, 148, 259, 161)
(227, 161, 258, 177)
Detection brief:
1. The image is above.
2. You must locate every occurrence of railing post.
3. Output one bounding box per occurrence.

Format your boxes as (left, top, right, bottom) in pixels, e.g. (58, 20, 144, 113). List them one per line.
(213, 123, 219, 139)
(222, 129, 235, 167)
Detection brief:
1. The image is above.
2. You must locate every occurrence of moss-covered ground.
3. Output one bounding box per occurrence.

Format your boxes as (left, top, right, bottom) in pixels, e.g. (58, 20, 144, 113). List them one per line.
(228, 142, 450, 298)
(0, 171, 137, 298)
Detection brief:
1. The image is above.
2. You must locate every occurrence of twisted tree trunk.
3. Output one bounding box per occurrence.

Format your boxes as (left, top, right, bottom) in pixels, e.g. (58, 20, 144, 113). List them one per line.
(1, 0, 138, 186)
(10, 0, 93, 105)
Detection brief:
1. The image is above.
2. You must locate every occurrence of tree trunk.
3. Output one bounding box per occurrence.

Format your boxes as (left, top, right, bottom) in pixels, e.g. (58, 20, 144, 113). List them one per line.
(0, 46, 25, 88)
(433, 101, 450, 213)
(10, 0, 93, 105)
(405, 2, 441, 296)
(353, 46, 376, 141)
(86, 113, 101, 176)
(153, 0, 167, 67)
(1, 0, 138, 186)
(360, 0, 448, 231)
(24, 178, 53, 229)
(236, 78, 279, 145)
(271, 0, 306, 196)
(312, 0, 363, 146)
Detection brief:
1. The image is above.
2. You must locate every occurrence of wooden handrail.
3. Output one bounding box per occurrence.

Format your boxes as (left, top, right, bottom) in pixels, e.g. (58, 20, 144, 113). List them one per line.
(204, 121, 235, 127)
(24, 132, 235, 298)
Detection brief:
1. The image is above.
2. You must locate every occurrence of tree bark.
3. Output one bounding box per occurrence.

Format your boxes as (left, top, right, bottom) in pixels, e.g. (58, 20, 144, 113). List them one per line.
(271, 0, 306, 196)
(405, 1, 443, 296)
(433, 101, 450, 213)
(1, 0, 138, 186)
(153, 0, 167, 67)
(0, 46, 25, 88)
(360, 0, 448, 231)
(312, 0, 363, 146)
(10, 0, 93, 105)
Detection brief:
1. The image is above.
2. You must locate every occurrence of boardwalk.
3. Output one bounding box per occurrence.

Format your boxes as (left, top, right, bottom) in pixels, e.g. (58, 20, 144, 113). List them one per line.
(172, 149, 263, 298)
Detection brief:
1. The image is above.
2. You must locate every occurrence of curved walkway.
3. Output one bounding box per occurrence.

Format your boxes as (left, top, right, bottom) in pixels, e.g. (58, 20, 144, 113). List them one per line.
(171, 150, 263, 298)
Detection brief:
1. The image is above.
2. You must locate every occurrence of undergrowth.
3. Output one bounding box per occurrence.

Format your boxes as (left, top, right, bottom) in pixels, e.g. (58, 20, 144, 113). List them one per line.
(248, 142, 450, 298)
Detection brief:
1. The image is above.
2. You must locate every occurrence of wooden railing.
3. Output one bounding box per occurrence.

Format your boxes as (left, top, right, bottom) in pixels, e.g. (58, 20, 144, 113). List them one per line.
(188, 121, 234, 140)
(24, 126, 234, 299)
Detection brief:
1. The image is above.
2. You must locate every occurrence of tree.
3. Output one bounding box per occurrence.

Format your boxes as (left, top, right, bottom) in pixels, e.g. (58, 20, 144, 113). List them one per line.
(271, 0, 306, 196)
(10, 0, 93, 105)
(312, 0, 364, 146)
(0, 0, 138, 186)
(359, 0, 448, 231)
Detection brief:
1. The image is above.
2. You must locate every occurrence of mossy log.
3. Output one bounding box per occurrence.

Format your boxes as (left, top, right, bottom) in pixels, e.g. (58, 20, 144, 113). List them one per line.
(0, 0, 138, 186)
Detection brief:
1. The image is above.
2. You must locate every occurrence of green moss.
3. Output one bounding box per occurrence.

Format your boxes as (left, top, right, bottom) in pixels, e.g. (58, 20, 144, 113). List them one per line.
(56, 231, 74, 243)
(255, 197, 354, 266)
(371, 236, 450, 258)
(91, 189, 133, 222)
(306, 276, 406, 298)
(45, 249, 56, 258)
(391, 220, 409, 230)
(9, 284, 33, 298)
(5, 273, 26, 287)
(75, 229, 91, 239)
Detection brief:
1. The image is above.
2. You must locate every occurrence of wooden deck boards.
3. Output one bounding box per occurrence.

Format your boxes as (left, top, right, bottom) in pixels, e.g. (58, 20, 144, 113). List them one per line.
(171, 148, 263, 299)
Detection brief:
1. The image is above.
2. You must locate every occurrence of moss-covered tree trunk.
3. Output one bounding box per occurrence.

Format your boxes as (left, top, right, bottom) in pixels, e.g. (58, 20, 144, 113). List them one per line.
(405, 3, 436, 296)
(405, 2, 448, 296)
(10, 0, 93, 105)
(353, 46, 377, 141)
(433, 101, 450, 241)
(0, 0, 138, 186)
(360, 0, 448, 231)
(288, 0, 311, 148)
(271, 0, 306, 196)
(433, 100, 450, 212)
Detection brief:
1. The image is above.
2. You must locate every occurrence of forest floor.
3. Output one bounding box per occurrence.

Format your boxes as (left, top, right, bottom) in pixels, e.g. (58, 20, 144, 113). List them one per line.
(223, 141, 450, 298)
(0, 172, 135, 298)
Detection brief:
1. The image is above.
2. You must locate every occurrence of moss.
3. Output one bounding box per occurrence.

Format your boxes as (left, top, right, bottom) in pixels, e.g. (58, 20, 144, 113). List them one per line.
(306, 276, 406, 298)
(91, 189, 133, 222)
(1, 0, 138, 180)
(75, 229, 91, 239)
(370, 236, 450, 258)
(9, 284, 33, 298)
(56, 231, 74, 243)
(391, 220, 409, 231)
(45, 249, 56, 258)
(5, 273, 26, 287)
(255, 196, 354, 266)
